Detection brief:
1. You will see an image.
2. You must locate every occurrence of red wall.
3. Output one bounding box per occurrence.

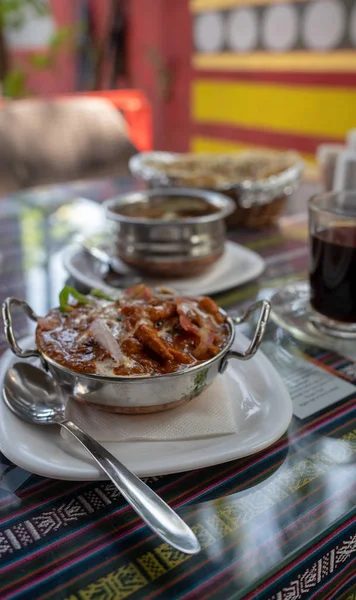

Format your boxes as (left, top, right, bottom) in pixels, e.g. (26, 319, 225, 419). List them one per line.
(8, 0, 113, 97)
(9, 0, 77, 96)
(127, 0, 164, 146)
(127, 0, 192, 150)
(9, 0, 190, 150)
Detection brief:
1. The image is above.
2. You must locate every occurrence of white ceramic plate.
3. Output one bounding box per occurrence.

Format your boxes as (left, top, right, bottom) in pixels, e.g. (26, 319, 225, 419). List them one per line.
(0, 334, 292, 480)
(62, 240, 265, 296)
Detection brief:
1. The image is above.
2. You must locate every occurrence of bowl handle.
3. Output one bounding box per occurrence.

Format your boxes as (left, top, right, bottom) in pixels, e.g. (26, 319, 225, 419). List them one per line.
(220, 300, 271, 373)
(2, 298, 41, 360)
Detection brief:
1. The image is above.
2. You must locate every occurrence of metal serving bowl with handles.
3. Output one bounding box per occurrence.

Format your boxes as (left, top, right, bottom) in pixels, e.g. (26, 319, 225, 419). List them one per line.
(104, 188, 235, 277)
(2, 298, 270, 414)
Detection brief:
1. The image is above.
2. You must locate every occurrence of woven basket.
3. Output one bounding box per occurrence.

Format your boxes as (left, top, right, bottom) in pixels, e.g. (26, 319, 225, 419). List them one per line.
(129, 151, 303, 229)
(222, 191, 287, 229)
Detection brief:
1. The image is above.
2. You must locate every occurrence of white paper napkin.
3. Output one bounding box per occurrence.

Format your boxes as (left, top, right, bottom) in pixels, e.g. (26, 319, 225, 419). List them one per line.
(62, 376, 236, 443)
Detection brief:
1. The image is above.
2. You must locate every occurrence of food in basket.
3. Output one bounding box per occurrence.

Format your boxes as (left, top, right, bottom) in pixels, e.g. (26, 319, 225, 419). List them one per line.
(130, 150, 303, 228)
(140, 150, 300, 189)
(36, 285, 230, 377)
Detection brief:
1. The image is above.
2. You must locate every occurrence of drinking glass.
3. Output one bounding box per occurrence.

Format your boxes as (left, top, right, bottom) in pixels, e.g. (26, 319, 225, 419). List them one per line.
(309, 191, 356, 338)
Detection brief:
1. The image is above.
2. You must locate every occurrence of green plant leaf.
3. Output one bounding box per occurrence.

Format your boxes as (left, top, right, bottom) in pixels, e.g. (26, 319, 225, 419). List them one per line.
(1, 0, 49, 29)
(29, 0, 49, 16)
(49, 26, 74, 50)
(3, 69, 27, 98)
(29, 53, 53, 69)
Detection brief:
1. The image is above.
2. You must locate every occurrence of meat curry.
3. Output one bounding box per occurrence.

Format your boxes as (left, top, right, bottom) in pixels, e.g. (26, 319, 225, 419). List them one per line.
(36, 285, 230, 377)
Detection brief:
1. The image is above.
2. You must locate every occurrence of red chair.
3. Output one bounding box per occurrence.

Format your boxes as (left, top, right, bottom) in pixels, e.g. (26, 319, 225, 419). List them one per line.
(61, 90, 152, 152)
(0, 92, 148, 194)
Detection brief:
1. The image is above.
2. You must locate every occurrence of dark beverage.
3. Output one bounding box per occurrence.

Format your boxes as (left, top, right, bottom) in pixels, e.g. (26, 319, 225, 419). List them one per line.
(310, 225, 356, 323)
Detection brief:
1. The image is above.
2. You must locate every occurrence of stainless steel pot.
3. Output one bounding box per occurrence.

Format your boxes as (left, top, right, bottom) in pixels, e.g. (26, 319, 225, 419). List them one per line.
(2, 298, 270, 414)
(104, 188, 235, 277)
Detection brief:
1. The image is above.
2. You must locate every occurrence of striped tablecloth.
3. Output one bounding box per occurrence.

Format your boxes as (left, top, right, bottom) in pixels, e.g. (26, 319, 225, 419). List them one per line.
(0, 180, 355, 600)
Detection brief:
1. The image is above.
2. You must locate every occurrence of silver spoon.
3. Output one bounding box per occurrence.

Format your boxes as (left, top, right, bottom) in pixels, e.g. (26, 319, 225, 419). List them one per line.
(80, 240, 142, 289)
(3, 363, 200, 555)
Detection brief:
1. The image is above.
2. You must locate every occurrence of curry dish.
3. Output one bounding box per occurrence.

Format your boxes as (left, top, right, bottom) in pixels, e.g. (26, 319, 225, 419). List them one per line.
(110, 196, 219, 220)
(36, 285, 230, 377)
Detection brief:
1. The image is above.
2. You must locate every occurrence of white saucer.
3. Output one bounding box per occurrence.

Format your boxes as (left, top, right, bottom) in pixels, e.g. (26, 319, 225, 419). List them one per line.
(270, 281, 356, 360)
(0, 333, 292, 480)
(62, 240, 265, 296)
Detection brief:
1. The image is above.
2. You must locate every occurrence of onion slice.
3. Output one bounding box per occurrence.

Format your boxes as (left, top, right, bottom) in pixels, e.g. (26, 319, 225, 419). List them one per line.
(37, 314, 62, 331)
(194, 326, 215, 359)
(176, 300, 200, 335)
(90, 319, 125, 364)
(179, 313, 200, 336)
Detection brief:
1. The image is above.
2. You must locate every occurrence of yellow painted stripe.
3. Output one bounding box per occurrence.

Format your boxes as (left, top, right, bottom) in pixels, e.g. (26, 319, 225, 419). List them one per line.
(192, 80, 356, 139)
(190, 136, 318, 179)
(190, 0, 308, 11)
(192, 136, 251, 154)
(193, 52, 356, 72)
(190, 135, 316, 164)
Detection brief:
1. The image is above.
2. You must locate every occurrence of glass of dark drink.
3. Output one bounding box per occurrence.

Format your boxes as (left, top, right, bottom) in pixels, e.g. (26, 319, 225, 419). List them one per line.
(309, 191, 356, 338)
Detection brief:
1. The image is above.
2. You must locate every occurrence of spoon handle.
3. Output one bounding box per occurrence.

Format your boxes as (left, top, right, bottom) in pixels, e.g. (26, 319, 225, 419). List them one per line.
(60, 419, 200, 555)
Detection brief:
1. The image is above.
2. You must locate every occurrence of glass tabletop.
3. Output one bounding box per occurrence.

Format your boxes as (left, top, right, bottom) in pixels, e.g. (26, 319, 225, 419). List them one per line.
(0, 178, 355, 600)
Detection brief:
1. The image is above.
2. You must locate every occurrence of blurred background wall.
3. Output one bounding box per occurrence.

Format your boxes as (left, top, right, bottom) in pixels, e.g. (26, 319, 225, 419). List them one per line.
(189, 0, 356, 166)
(128, 0, 356, 168)
(2, 0, 115, 96)
(4, 0, 77, 95)
(4, 0, 356, 167)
